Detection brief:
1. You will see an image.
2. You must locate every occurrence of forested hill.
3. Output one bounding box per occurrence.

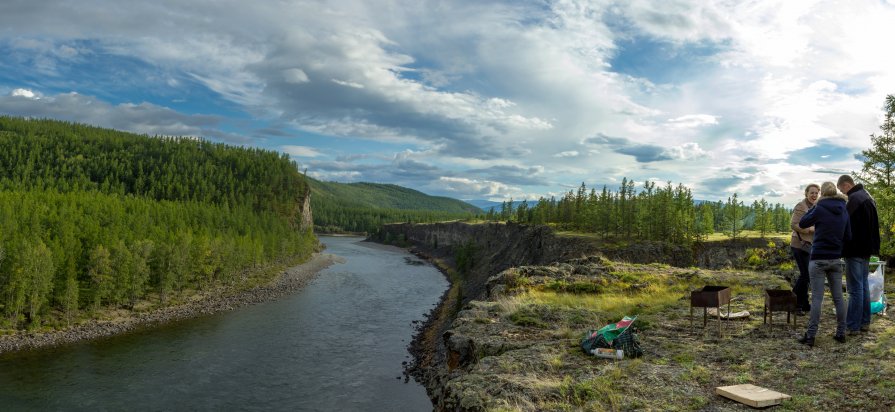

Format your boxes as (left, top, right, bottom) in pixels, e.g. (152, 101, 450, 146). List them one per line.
(0, 117, 316, 331)
(0, 116, 308, 218)
(308, 178, 480, 213)
(307, 177, 480, 233)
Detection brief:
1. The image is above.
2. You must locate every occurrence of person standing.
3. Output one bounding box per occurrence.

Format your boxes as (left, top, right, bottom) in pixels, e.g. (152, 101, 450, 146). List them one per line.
(790, 184, 819, 313)
(797, 182, 851, 347)
(837, 175, 881, 334)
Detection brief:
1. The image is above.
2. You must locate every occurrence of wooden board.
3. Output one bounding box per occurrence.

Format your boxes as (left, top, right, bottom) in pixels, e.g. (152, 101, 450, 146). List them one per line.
(715, 384, 791, 407)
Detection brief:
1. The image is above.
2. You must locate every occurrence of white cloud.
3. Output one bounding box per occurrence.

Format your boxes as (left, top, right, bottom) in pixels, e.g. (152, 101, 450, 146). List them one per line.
(331, 78, 364, 89)
(281, 145, 323, 158)
(11, 88, 39, 99)
(664, 142, 707, 160)
(554, 150, 580, 158)
(283, 68, 309, 84)
(666, 114, 718, 128)
(437, 176, 513, 198)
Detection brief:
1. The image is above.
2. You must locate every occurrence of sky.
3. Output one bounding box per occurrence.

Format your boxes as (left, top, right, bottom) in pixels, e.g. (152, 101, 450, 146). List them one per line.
(2, 0, 895, 206)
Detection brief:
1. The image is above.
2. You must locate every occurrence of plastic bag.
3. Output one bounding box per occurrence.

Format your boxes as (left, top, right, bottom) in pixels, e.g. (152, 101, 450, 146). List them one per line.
(871, 296, 886, 314)
(869, 264, 885, 302)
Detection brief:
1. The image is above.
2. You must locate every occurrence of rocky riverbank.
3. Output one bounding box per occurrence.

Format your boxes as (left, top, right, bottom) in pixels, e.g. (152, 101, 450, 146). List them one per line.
(0, 253, 340, 355)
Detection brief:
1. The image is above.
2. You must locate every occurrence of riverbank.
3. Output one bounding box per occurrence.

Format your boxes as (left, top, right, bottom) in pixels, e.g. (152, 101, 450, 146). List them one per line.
(0, 252, 340, 355)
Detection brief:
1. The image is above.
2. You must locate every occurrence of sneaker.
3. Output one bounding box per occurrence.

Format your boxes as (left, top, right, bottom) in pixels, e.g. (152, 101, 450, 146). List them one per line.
(834, 334, 846, 343)
(798, 333, 815, 347)
(860, 325, 870, 332)
(847, 329, 862, 336)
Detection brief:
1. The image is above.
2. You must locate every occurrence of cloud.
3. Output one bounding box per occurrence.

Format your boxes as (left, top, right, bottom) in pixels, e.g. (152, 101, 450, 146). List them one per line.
(281, 145, 323, 158)
(554, 151, 580, 158)
(2, 1, 894, 205)
(0, 90, 231, 140)
(436, 176, 514, 198)
(465, 164, 547, 186)
(584, 133, 707, 163)
(699, 175, 749, 195)
(11, 88, 39, 99)
(282, 68, 309, 84)
(666, 114, 718, 128)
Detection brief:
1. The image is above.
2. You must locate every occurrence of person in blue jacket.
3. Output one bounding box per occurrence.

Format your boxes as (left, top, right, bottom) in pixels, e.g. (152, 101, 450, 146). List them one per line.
(797, 181, 852, 347)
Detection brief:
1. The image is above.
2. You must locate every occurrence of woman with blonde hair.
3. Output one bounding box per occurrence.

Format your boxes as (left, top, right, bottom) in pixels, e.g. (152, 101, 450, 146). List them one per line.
(790, 183, 819, 313)
(797, 182, 851, 347)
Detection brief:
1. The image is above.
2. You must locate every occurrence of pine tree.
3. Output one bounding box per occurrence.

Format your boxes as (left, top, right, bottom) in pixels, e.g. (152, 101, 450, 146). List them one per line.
(859, 95, 895, 255)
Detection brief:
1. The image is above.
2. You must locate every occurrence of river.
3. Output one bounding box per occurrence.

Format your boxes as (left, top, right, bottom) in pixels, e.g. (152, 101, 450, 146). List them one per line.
(0, 236, 447, 411)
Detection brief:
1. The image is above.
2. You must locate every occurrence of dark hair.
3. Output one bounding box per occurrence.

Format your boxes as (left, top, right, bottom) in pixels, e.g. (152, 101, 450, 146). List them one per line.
(837, 175, 855, 186)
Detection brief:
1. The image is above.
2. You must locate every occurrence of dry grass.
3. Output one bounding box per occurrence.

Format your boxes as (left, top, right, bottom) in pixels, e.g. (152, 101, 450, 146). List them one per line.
(445, 260, 895, 411)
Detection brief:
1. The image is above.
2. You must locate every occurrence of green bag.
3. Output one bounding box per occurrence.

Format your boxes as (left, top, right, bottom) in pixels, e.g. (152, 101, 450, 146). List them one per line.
(581, 316, 642, 358)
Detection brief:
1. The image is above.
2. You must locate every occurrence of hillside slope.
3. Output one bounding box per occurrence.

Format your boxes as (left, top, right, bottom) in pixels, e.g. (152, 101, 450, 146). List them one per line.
(0, 116, 317, 332)
(308, 178, 480, 213)
(307, 177, 480, 233)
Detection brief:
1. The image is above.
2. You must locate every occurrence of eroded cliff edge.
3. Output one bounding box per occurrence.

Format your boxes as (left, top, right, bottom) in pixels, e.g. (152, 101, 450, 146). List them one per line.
(373, 222, 793, 410)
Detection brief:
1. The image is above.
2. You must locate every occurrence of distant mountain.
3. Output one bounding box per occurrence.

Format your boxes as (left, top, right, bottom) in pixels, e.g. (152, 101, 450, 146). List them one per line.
(465, 199, 530, 213)
(308, 178, 481, 213)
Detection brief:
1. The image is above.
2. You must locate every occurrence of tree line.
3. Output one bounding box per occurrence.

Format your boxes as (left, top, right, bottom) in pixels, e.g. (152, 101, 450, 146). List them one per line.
(486, 180, 792, 243)
(0, 117, 315, 330)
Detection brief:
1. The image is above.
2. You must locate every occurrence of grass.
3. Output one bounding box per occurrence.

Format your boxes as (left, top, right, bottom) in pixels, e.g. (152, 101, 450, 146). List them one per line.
(445, 258, 895, 411)
(702, 230, 789, 241)
(554, 229, 791, 243)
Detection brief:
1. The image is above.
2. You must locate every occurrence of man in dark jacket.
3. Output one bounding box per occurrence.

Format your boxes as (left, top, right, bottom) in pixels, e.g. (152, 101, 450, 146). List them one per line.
(837, 175, 881, 334)
(797, 182, 851, 347)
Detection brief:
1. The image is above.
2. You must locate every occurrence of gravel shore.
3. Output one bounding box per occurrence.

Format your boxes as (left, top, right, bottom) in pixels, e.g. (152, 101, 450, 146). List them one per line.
(0, 253, 341, 355)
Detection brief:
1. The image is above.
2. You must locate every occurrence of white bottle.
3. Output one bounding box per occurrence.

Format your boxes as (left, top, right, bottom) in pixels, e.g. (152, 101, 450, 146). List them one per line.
(591, 348, 624, 360)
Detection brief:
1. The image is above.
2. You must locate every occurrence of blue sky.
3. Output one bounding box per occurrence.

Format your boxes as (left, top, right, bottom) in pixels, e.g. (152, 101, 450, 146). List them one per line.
(2, 0, 895, 206)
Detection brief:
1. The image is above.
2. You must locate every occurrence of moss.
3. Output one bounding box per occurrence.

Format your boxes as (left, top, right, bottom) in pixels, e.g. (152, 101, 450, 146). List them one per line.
(509, 306, 549, 328)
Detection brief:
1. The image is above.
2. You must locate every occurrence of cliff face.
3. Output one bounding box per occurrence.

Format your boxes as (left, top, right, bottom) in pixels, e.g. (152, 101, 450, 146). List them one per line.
(376, 222, 790, 277)
(374, 222, 593, 306)
(299, 189, 314, 232)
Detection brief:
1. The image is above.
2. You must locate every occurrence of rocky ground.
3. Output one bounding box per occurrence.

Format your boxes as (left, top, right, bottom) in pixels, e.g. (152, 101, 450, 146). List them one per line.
(0, 253, 341, 355)
(431, 256, 895, 411)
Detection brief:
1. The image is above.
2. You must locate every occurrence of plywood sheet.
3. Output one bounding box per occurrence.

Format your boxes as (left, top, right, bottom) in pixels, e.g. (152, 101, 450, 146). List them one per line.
(715, 384, 791, 407)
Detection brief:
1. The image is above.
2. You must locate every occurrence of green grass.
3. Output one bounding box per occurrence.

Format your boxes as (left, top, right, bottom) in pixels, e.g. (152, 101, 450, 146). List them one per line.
(702, 230, 789, 241)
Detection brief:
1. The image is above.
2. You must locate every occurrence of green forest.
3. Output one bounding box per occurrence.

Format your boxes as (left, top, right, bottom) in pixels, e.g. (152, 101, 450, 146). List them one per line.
(486, 181, 791, 244)
(0, 117, 316, 330)
(308, 177, 479, 233)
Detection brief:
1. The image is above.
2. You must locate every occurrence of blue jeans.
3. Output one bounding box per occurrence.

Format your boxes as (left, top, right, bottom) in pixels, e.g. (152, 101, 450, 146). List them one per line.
(790, 247, 811, 311)
(806, 259, 846, 338)
(845, 257, 871, 331)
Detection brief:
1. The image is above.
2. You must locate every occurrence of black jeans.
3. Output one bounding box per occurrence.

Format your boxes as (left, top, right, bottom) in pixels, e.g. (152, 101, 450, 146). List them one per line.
(791, 247, 811, 311)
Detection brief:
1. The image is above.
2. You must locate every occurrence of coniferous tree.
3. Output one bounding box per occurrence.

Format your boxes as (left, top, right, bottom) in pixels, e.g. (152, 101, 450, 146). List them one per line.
(859, 94, 895, 255)
(723, 193, 743, 240)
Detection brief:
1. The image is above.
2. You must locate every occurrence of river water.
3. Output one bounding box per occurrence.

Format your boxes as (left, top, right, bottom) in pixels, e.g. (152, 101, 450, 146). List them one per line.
(0, 236, 447, 411)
